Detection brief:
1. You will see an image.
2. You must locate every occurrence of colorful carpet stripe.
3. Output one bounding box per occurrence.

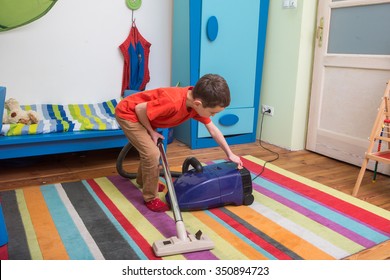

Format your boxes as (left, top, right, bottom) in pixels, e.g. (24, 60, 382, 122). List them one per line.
(1, 155, 389, 260)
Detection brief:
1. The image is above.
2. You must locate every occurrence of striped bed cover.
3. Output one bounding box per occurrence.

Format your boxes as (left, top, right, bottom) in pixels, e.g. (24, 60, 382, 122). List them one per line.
(1, 99, 121, 136)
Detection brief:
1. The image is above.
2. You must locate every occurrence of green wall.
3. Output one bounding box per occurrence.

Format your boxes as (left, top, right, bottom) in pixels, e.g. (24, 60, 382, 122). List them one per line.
(258, 0, 318, 150)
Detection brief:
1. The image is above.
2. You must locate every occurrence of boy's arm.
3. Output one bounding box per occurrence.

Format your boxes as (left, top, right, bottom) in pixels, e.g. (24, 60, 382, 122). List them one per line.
(204, 121, 243, 168)
(135, 102, 164, 144)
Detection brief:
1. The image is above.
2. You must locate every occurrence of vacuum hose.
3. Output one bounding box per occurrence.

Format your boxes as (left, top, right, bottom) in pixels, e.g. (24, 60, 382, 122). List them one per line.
(116, 141, 182, 179)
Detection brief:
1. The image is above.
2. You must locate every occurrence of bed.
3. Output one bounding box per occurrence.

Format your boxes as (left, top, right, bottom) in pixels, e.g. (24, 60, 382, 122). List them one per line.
(0, 87, 168, 160)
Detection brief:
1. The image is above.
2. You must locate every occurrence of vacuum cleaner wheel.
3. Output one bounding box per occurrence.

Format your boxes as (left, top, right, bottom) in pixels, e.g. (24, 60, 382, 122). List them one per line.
(243, 194, 254, 205)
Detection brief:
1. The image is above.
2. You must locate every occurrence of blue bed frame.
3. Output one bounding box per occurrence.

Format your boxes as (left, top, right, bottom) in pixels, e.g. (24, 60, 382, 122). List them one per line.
(0, 87, 168, 160)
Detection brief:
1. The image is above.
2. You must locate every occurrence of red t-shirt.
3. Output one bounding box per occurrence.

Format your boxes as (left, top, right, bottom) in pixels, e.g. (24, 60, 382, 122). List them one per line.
(115, 86, 211, 129)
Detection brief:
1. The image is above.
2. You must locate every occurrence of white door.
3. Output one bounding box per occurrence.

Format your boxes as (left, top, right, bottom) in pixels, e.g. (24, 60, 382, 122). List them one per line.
(307, 0, 390, 174)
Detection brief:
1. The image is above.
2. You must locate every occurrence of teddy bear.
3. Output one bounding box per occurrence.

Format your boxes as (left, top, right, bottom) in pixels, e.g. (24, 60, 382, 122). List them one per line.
(2, 98, 39, 125)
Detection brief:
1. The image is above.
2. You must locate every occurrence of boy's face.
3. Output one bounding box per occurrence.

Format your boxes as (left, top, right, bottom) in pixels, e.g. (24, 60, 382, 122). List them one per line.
(194, 101, 225, 118)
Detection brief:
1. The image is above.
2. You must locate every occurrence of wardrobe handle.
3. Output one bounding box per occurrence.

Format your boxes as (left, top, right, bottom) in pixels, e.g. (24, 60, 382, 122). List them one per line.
(219, 114, 239, 126)
(206, 16, 218, 41)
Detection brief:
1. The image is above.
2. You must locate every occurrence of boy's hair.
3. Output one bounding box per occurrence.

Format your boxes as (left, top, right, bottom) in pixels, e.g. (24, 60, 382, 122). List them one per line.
(192, 74, 231, 108)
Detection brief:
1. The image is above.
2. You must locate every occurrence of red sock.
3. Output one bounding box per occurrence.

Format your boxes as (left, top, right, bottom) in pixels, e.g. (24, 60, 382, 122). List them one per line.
(145, 198, 169, 212)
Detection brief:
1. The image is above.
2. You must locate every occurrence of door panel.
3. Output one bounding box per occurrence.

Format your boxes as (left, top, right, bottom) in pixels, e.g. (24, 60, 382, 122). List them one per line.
(328, 3, 390, 55)
(307, 0, 390, 174)
(199, 0, 260, 108)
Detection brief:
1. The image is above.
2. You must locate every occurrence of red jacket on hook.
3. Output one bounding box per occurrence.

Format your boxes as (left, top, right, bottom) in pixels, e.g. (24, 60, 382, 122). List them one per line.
(119, 21, 151, 95)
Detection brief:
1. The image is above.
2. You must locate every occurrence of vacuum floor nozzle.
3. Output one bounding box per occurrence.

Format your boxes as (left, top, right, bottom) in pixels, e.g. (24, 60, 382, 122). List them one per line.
(152, 231, 214, 257)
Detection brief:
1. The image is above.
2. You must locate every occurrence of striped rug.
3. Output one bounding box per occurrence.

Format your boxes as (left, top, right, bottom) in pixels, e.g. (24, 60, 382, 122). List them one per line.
(1, 155, 389, 260)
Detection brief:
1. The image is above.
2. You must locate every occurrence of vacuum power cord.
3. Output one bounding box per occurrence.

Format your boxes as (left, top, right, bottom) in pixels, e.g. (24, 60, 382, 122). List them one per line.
(251, 110, 280, 181)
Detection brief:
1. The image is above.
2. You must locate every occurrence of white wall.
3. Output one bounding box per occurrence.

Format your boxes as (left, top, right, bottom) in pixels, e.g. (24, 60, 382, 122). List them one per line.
(0, 0, 173, 104)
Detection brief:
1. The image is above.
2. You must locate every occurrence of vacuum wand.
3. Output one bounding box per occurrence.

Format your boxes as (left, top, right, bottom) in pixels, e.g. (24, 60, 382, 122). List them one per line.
(157, 139, 187, 241)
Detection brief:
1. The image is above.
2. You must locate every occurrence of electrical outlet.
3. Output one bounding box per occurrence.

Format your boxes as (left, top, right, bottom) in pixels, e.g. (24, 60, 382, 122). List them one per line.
(283, 0, 297, 9)
(261, 105, 274, 116)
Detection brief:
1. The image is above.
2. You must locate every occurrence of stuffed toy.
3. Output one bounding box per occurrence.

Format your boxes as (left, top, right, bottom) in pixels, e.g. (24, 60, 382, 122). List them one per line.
(2, 98, 39, 125)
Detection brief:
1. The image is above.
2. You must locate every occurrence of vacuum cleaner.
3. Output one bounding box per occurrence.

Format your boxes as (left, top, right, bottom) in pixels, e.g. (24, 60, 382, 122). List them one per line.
(166, 157, 254, 211)
(116, 141, 254, 211)
(152, 140, 214, 257)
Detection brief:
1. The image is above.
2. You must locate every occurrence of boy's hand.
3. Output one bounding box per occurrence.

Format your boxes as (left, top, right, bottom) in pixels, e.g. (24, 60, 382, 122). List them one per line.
(150, 130, 164, 145)
(229, 154, 243, 169)
(204, 122, 244, 169)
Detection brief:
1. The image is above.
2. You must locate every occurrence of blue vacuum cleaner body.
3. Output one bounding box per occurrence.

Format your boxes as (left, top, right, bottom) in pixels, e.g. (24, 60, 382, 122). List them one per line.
(166, 158, 254, 211)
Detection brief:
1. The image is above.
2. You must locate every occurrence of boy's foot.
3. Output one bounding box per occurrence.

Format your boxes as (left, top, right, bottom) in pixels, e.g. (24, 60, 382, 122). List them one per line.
(158, 182, 165, 192)
(145, 198, 170, 212)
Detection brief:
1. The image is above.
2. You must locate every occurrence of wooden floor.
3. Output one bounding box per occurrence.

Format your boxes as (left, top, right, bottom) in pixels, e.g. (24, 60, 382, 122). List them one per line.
(1, 140, 389, 259)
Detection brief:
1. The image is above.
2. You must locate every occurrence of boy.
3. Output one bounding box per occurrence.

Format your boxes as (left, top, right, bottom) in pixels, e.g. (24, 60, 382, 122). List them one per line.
(115, 74, 243, 212)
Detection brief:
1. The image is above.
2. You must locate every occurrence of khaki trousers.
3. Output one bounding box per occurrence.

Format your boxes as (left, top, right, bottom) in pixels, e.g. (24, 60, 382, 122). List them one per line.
(116, 116, 160, 202)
